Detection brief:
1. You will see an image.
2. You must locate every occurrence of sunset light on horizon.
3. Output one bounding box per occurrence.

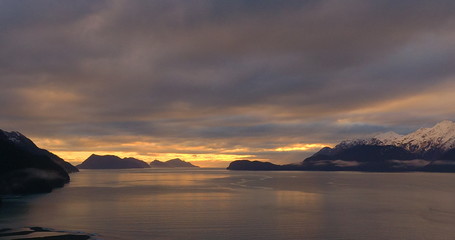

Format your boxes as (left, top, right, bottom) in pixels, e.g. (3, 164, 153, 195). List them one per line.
(1, 0, 454, 166)
(2, 1, 455, 240)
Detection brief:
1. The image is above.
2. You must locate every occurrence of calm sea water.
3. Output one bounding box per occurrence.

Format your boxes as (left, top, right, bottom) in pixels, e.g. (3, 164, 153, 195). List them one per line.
(1, 169, 454, 240)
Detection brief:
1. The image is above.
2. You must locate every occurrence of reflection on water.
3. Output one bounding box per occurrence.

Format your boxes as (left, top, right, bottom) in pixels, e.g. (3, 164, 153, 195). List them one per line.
(1, 169, 455, 240)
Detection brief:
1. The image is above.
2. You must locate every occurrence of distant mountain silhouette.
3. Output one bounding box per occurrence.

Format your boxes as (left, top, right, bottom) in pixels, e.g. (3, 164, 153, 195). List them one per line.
(77, 154, 151, 169)
(0, 130, 78, 173)
(228, 121, 455, 172)
(227, 160, 300, 171)
(0, 130, 72, 194)
(150, 158, 199, 168)
(301, 145, 423, 172)
(149, 160, 170, 167)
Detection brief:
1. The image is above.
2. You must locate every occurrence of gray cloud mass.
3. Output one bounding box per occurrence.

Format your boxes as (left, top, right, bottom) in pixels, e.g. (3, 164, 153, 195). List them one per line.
(1, 0, 455, 164)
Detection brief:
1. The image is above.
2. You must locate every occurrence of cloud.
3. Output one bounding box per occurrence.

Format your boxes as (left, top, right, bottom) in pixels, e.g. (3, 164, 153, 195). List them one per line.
(1, 0, 455, 165)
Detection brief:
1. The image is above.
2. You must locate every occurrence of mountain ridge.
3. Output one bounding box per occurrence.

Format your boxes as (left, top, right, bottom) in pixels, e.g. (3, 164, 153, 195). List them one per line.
(228, 120, 455, 172)
(150, 158, 199, 168)
(0, 129, 73, 194)
(333, 120, 455, 159)
(0, 130, 79, 173)
(77, 154, 151, 169)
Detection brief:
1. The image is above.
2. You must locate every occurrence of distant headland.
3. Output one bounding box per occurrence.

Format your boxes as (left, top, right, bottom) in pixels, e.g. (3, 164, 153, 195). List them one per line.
(0, 130, 77, 195)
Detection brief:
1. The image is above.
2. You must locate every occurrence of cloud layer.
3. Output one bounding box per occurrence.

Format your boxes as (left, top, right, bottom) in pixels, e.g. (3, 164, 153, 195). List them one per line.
(1, 0, 455, 166)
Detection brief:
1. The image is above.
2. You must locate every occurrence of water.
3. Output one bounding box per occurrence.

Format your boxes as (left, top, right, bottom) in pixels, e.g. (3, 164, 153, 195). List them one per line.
(1, 169, 454, 240)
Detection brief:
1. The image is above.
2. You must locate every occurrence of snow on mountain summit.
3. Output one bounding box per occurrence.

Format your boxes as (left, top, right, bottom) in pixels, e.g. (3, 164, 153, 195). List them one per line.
(1, 130, 26, 143)
(373, 131, 403, 145)
(335, 120, 455, 154)
(399, 120, 455, 153)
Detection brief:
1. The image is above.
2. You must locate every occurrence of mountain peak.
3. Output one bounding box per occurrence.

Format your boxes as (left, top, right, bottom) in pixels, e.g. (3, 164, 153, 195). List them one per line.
(334, 120, 455, 157)
(433, 120, 455, 129)
(374, 131, 402, 143)
(300, 120, 455, 172)
(150, 158, 199, 168)
(436, 119, 454, 125)
(167, 158, 184, 163)
(1, 129, 26, 143)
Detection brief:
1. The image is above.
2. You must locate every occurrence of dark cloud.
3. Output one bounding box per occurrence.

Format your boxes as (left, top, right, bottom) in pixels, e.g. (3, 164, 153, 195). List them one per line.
(1, 0, 454, 164)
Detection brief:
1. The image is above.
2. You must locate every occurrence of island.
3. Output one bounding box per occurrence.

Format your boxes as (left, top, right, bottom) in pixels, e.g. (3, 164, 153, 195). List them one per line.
(77, 154, 151, 169)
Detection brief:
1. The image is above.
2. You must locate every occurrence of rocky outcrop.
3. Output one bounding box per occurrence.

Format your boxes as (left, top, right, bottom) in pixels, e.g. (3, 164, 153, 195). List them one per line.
(0, 227, 95, 239)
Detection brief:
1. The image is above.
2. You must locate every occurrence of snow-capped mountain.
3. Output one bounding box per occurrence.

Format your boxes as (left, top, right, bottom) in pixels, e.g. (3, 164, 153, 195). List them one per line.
(1, 130, 26, 143)
(0, 129, 73, 194)
(300, 120, 455, 172)
(397, 120, 455, 153)
(0, 129, 79, 173)
(337, 120, 455, 157)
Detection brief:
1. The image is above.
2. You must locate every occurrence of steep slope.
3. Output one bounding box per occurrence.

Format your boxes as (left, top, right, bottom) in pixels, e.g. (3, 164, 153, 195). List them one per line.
(303, 145, 420, 171)
(0, 131, 70, 194)
(228, 121, 455, 172)
(0, 130, 78, 173)
(301, 120, 455, 171)
(337, 120, 455, 159)
(77, 154, 151, 169)
(396, 120, 455, 158)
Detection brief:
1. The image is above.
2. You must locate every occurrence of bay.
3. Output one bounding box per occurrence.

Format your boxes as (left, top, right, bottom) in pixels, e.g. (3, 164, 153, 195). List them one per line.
(1, 169, 454, 240)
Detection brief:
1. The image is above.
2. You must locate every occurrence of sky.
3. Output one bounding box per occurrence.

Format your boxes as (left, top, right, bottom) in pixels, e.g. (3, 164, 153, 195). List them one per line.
(1, 0, 455, 167)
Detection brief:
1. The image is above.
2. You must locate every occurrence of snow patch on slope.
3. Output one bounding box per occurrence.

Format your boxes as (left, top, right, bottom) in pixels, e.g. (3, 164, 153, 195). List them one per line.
(1, 130, 25, 143)
(374, 131, 403, 145)
(335, 120, 455, 153)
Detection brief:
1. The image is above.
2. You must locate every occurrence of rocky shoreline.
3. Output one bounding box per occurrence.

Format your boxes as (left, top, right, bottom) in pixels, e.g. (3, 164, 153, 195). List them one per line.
(0, 227, 97, 240)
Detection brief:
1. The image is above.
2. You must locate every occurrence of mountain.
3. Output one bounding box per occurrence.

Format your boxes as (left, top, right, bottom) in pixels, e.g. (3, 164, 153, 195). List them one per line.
(150, 158, 199, 168)
(0, 130, 71, 194)
(149, 160, 170, 168)
(1, 130, 79, 173)
(77, 154, 151, 169)
(302, 145, 422, 171)
(337, 120, 455, 159)
(228, 121, 455, 172)
(227, 160, 301, 171)
(302, 120, 455, 172)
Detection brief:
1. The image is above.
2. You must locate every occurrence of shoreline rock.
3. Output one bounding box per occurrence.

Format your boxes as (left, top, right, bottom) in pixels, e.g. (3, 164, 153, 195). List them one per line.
(0, 227, 97, 240)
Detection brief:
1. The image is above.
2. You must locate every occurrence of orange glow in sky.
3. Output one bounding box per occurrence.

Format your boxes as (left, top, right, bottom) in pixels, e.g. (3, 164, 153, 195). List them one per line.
(274, 143, 329, 152)
(51, 150, 254, 168)
(33, 137, 331, 168)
